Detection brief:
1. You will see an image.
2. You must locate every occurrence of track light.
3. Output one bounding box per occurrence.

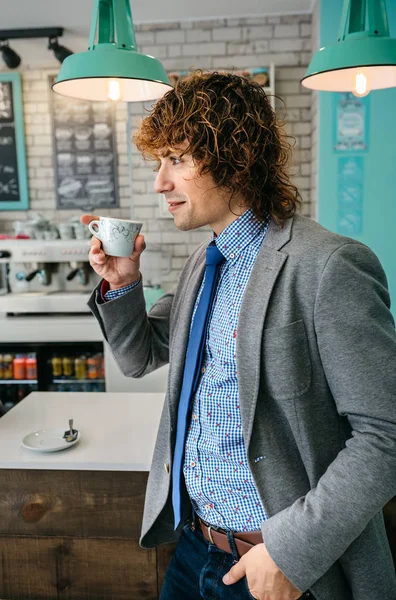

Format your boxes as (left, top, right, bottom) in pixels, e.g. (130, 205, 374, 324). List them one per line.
(48, 37, 73, 64)
(0, 28, 73, 68)
(0, 41, 21, 69)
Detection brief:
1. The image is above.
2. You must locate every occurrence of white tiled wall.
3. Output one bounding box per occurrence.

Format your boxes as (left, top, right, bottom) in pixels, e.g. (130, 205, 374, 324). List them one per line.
(0, 70, 131, 231)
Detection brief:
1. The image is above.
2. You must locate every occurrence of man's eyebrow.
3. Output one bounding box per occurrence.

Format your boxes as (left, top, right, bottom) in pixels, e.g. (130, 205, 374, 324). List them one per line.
(158, 147, 186, 158)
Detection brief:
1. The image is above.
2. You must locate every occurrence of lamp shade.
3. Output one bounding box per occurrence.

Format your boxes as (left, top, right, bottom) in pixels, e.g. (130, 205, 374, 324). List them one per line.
(52, 0, 172, 102)
(302, 0, 396, 93)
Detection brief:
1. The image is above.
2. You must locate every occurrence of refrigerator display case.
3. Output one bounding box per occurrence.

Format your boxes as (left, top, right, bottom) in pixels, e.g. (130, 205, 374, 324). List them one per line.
(0, 341, 105, 414)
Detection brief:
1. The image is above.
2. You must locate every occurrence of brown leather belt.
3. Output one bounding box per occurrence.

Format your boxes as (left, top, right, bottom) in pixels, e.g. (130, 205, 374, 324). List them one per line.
(198, 518, 263, 558)
(197, 519, 313, 599)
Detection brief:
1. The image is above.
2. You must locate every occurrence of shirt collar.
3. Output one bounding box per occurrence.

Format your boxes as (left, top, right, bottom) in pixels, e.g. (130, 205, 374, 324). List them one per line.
(211, 208, 269, 261)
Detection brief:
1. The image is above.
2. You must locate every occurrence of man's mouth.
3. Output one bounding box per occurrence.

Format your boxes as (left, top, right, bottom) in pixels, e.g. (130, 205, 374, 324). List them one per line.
(167, 199, 186, 205)
(167, 200, 186, 211)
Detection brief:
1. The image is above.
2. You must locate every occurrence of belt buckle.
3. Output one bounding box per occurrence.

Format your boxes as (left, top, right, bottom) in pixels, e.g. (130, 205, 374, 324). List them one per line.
(207, 525, 214, 544)
(205, 521, 221, 544)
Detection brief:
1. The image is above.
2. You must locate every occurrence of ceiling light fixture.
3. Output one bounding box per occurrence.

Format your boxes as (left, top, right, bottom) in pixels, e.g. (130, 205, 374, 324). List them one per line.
(52, 0, 172, 103)
(48, 37, 73, 64)
(0, 28, 73, 68)
(302, 0, 396, 95)
(0, 41, 21, 69)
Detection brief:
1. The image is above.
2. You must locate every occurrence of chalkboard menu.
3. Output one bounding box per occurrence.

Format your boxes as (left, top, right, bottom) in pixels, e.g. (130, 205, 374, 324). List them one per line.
(0, 74, 29, 211)
(49, 76, 119, 211)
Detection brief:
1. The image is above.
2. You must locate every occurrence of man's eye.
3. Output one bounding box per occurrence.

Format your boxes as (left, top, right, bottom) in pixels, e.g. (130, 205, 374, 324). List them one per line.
(170, 156, 181, 165)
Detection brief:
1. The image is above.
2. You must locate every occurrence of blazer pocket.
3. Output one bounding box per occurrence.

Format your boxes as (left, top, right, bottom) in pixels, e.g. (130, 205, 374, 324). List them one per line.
(262, 319, 312, 400)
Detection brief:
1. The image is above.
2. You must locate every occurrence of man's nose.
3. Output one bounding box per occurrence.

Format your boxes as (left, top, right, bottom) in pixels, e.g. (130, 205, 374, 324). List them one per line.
(154, 168, 174, 194)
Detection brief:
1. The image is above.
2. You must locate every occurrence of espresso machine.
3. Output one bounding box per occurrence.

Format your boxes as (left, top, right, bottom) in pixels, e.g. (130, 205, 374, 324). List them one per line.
(0, 239, 100, 314)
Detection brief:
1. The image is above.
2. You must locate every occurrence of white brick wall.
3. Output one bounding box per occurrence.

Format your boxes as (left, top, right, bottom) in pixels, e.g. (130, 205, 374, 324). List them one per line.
(0, 69, 132, 235)
(0, 13, 314, 293)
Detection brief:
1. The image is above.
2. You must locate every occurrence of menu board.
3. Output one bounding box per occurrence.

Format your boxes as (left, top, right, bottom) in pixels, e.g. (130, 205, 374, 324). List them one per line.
(49, 76, 119, 211)
(0, 75, 29, 210)
(0, 80, 20, 203)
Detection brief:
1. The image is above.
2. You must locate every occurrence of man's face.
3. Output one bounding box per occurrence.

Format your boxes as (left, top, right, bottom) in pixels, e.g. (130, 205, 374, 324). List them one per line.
(153, 143, 246, 235)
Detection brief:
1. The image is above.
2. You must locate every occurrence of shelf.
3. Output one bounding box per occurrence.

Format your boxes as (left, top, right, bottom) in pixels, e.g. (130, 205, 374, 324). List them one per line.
(0, 379, 38, 384)
(52, 379, 105, 384)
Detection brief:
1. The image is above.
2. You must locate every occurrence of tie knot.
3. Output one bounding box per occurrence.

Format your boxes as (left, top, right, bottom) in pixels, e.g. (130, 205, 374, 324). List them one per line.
(206, 243, 224, 266)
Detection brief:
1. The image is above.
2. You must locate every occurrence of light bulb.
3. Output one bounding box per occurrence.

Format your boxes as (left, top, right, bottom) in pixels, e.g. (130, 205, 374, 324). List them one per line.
(107, 78, 123, 102)
(352, 73, 370, 98)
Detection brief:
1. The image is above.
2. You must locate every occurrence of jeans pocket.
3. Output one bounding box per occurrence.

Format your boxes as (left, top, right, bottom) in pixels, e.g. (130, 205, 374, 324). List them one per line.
(243, 576, 258, 600)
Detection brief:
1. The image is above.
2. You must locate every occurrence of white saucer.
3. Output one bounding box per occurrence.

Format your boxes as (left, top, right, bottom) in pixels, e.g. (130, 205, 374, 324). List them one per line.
(22, 428, 81, 453)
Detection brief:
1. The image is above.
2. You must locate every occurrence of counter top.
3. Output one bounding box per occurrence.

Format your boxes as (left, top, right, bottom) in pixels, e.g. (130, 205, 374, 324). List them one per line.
(0, 392, 164, 471)
(0, 313, 103, 343)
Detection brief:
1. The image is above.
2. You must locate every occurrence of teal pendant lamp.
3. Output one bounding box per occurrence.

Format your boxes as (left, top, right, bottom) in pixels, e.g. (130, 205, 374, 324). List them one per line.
(52, 0, 172, 102)
(302, 0, 396, 96)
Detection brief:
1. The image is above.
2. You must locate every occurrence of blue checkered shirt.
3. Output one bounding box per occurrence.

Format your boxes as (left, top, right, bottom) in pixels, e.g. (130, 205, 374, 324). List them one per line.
(103, 279, 141, 301)
(103, 209, 269, 531)
(185, 209, 269, 531)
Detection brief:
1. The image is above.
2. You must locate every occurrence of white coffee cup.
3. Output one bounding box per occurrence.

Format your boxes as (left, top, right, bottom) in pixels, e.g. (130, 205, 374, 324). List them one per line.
(88, 216, 142, 257)
(58, 223, 75, 240)
(72, 221, 88, 240)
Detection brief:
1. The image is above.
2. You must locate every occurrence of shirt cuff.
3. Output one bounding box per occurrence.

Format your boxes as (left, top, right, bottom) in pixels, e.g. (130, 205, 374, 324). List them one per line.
(101, 276, 141, 302)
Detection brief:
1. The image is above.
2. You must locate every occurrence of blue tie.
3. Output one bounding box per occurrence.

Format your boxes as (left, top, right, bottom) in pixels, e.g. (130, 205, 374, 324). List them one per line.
(172, 242, 225, 528)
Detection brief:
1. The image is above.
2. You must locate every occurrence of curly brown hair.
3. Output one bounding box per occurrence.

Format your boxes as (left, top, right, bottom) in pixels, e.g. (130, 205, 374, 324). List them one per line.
(134, 70, 301, 225)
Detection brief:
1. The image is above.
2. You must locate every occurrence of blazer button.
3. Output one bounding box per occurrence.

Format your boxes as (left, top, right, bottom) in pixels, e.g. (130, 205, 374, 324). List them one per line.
(164, 463, 170, 473)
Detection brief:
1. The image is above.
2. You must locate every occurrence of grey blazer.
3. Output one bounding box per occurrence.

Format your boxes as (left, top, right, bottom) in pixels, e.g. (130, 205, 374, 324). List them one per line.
(89, 215, 396, 600)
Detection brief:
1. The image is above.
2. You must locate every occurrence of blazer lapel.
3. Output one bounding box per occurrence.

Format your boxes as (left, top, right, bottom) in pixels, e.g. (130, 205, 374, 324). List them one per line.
(237, 217, 293, 448)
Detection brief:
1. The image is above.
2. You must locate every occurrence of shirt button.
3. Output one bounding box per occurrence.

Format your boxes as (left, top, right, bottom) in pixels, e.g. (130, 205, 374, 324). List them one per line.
(164, 463, 170, 473)
(229, 253, 235, 258)
(192, 413, 198, 420)
(201, 367, 206, 374)
(190, 461, 196, 467)
(205, 504, 211, 510)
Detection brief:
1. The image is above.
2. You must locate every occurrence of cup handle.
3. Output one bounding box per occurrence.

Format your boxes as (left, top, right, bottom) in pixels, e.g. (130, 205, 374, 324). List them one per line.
(88, 220, 101, 240)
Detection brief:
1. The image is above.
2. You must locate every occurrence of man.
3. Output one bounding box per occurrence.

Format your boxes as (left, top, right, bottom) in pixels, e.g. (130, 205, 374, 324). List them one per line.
(83, 71, 396, 600)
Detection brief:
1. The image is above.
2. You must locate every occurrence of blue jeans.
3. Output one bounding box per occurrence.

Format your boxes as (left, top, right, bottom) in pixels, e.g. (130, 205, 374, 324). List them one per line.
(160, 520, 314, 600)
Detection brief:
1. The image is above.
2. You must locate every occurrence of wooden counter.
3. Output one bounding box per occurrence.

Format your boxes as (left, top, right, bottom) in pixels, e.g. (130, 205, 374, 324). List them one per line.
(0, 392, 175, 599)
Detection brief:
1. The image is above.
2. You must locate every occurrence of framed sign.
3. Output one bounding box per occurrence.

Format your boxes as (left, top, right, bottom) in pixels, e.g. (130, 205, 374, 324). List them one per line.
(49, 76, 119, 211)
(168, 66, 271, 88)
(333, 92, 370, 153)
(337, 156, 364, 236)
(0, 73, 29, 210)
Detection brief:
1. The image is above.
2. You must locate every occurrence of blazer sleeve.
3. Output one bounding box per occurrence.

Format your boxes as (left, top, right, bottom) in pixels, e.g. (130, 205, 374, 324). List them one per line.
(261, 241, 396, 591)
(88, 278, 174, 378)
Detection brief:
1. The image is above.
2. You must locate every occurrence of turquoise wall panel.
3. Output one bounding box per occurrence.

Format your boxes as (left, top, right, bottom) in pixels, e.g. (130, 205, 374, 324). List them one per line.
(318, 0, 396, 313)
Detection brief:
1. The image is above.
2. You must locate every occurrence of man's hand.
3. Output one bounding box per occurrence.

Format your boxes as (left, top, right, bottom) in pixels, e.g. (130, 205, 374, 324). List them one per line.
(222, 542, 302, 600)
(80, 213, 146, 290)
